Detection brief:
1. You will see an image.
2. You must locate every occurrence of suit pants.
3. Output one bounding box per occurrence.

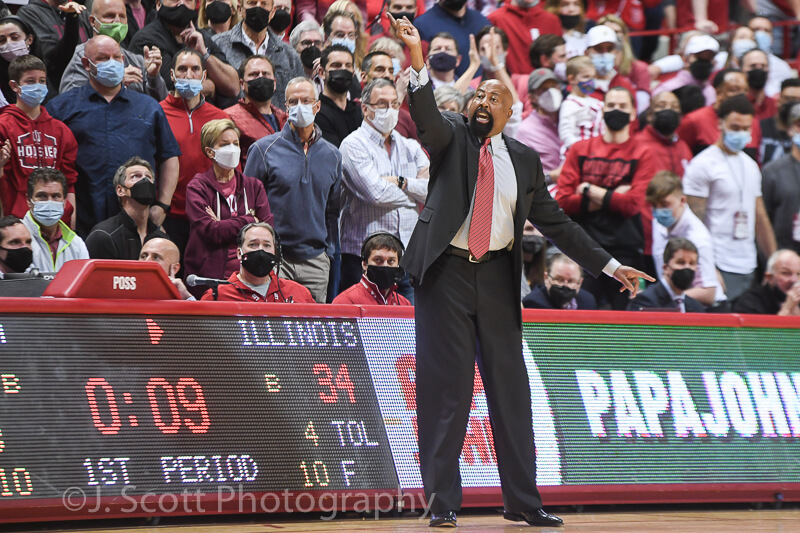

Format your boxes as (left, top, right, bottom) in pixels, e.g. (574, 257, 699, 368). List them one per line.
(414, 251, 542, 514)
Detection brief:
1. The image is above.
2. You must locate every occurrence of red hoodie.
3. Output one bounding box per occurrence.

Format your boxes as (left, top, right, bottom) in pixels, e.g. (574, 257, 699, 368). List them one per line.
(0, 105, 78, 219)
(160, 94, 229, 219)
(488, 4, 562, 75)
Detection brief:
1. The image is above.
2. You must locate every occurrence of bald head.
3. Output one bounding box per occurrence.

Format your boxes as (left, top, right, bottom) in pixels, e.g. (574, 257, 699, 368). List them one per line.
(91, 0, 127, 21)
(85, 35, 122, 62)
(467, 79, 513, 138)
(139, 238, 181, 278)
(766, 249, 800, 295)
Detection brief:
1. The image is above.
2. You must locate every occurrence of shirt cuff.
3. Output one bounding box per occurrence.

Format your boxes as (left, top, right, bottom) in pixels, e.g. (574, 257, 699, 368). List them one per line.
(602, 258, 621, 277)
(410, 66, 429, 91)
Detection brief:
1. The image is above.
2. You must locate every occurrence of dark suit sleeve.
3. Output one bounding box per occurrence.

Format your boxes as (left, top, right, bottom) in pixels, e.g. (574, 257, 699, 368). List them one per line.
(407, 80, 454, 161)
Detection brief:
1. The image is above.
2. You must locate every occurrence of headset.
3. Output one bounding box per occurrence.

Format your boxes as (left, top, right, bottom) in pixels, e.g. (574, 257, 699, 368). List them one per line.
(236, 222, 291, 303)
(360, 232, 405, 262)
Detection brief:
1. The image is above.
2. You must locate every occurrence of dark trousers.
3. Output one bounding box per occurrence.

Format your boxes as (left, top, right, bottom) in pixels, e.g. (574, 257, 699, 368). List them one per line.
(414, 251, 542, 514)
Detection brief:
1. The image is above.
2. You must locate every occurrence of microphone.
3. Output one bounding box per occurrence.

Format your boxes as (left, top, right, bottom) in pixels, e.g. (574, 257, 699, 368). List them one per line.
(185, 274, 232, 287)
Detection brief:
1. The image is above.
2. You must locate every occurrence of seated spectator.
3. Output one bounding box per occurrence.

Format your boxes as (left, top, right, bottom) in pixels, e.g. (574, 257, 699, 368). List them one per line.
(522, 253, 596, 309)
(289, 20, 324, 78)
(316, 44, 362, 148)
(583, 25, 635, 103)
(545, 0, 587, 58)
(0, 55, 78, 223)
(47, 35, 181, 235)
(683, 94, 777, 301)
(22, 168, 88, 272)
(628, 237, 706, 312)
(487, 0, 561, 75)
(598, 15, 651, 113)
(161, 49, 228, 254)
(200, 222, 314, 302)
(60, 0, 168, 100)
(225, 54, 287, 165)
(556, 87, 656, 309)
(15, 1, 90, 72)
(747, 15, 793, 97)
(184, 119, 272, 289)
(86, 157, 170, 259)
(763, 103, 800, 256)
(733, 249, 800, 315)
(741, 48, 776, 122)
(558, 55, 602, 154)
(635, 90, 692, 177)
(647, 171, 725, 307)
(761, 78, 800, 165)
(653, 34, 719, 107)
(332, 232, 410, 305)
(474, 26, 522, 137)
(0, 215, 33, 275)
(139, 236, 193, 299)
(433, 85, 465, 113)
(517, 68, 561, 178)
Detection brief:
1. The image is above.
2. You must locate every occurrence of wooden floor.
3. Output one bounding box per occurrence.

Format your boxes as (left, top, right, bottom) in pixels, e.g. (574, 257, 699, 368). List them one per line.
(12, 509, 800, 533)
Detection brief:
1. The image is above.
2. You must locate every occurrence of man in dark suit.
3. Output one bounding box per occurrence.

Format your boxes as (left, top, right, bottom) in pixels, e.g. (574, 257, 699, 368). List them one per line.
(628, 237, 706, 313)
(389, 15, 653, 529)
(523, 253, 597, 310)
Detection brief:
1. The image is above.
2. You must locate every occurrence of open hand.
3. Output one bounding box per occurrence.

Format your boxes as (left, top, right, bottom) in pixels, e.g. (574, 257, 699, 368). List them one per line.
(58, 1, 86, 14)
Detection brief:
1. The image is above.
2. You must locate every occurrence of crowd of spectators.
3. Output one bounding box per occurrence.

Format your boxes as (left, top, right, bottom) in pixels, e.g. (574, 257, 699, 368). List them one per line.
(0, 0, 798, 315)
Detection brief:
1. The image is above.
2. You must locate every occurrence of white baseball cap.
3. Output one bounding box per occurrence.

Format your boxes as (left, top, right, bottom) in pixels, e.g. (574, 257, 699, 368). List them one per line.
(684, 34, 720, 55)
(587, 25, 618, 48)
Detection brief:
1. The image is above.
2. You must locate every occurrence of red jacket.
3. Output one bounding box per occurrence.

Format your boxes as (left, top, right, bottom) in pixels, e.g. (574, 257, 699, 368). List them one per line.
(225, 100, 287, 166)
(332, 275, 411, 305)
(160, 94, 229, 219)
(635, 125, 692, 177)
(751, 94, 777, 123)
(0, 105, 78, 219)
(201, 271, 314, 302)
(585, 0, 660, 30)
(488, 4, 562, 75)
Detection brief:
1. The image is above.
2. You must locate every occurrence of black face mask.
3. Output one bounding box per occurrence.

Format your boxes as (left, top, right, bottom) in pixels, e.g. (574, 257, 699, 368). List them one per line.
(469, 107, 494, 138)
(604, 109, 630, 132)
(158, 4, 197, 29)
(548, 284, 577, 308)
(301, 45, 321, 69)
(128, 179, 157, 206)
(559, 13, 580, 30)
(366, 265, 403, 291)
(440, 0, 467, 11)
(522, 234, 545, 256)
(671, 268, 696, 291)
(241, 249, 277, 277)
(1, 246, 32, 273)
(247, 76, 275, 102)
(390, 10, 415, 23)
(428, 51, 457, 72)
(205, 1, 232, 24)
(747, 68, 768, 91)
(689, 59, 713, 81)
(652, 109, 681, 137)
(326, 69, 353, 94)
(244, 6, 271, 32)
(268, 8, 292, 33)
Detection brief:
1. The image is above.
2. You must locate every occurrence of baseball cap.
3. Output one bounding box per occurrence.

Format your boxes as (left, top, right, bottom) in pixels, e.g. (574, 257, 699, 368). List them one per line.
(528, 68, 558, 92)
(587, 25, 618, 48)
(685, 34, 720, 55)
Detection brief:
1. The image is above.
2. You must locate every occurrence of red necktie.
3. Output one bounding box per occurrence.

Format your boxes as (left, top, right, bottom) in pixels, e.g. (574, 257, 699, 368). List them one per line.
(468, 139, 495, 259)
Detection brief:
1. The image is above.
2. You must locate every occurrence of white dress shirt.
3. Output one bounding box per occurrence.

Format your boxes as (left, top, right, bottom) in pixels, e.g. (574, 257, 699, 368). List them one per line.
(241, 29, 269, 57)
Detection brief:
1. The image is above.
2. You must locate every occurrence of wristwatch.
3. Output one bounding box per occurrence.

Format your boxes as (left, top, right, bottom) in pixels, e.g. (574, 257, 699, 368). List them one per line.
(397, 176, 406, 190)
(154, 201, 171, 214)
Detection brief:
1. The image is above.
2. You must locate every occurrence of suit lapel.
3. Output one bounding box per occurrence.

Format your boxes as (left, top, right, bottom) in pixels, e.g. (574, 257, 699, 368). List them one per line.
(504, 134, 528, 231)
(466, 129, 480, 204)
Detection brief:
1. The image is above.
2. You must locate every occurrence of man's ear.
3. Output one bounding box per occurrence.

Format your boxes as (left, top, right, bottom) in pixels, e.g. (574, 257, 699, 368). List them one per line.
(170, 263, 180, 278)
(362, 260, 369, 274)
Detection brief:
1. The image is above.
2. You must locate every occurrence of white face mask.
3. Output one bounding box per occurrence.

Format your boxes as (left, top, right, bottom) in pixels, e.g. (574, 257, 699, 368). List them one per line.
(538, 87, 563, 113)
(369, 106, 399, 134)
(212, 144, 241, 169)
(553, 61, 567, 81)
(288, 103, 316, 128)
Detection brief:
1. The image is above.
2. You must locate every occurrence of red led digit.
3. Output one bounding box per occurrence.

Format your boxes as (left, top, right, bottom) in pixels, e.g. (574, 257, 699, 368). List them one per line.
(313, 364, 338, 403)
(176, 378, 210, 434)
(85, 378, 122, 435)
(146, 378, 181, 434)
(334, 364, 357, 404)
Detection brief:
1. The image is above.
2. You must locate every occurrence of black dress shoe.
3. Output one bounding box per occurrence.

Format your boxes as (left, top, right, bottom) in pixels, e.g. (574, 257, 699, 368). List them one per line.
(504, 508, 564, 527)
(429, 510, 457, 527)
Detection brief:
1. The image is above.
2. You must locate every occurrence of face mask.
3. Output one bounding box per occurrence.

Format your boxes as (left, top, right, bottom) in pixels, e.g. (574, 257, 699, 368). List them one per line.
(689, 59, 713, 81)
(577, 78, 595, 94)
(244, 6, 270, 32)
(792, 132, 800, 148)
(326, 69, 352, 94)
(330, 37, 356, 54)
(731, 38, 756, 59)
(369, 106, 399, 134)
(392, 57, 402, 75)
(747, 68, 768, 91)
(128, 178, 157, 206)
(559, 13, 580, 30)
(604, 109, 630, 131)
(548, 284, 577, 308)
(96, 22, 129, 43)
(553, 61, 567, 81)
(538, 87, 563, 113)
(517, 0, 539, 7)
(522, 234, 544, 255)
(366, 265, 403, 291)
(428, 51, 457, 72)
(211, 144, 240, 169)
(174, 77, 203, 99)
(722, 129, 751, 152)
(288, 103, 316, 128)
(440, 0, 467, 11)
(652, 109, 681, 136)
(670, 267, 696, 291)
(241, 249, 277, 277)
(158, 4, 198, 29)
(205, 1, 232, 23)
(90, 59, 125, 88)
(390, 11, 415, 23)
(268, 9, 292, 33)
(18, 83, 48, 107)
(591, 52, 615, 76)
(0, 246, 32, 273)
(32, 200, 64, 227)
(246, 76, 275, 102)
(653, 207, 676, 228)
(480, 51, 506, 72)
(300, 45, 321, 69)
(0, 40, 29, 62)
(755, 30, 772, 52)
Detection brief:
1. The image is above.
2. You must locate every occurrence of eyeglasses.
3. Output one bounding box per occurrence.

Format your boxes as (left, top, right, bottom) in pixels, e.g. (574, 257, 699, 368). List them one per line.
(286, 98, 318, 107)
(366, 100, 402, 110)
(300, 39, 323, 48)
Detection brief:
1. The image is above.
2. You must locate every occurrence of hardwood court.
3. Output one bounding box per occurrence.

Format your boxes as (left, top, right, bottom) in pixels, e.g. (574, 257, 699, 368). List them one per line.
(10, 509, 800, 533)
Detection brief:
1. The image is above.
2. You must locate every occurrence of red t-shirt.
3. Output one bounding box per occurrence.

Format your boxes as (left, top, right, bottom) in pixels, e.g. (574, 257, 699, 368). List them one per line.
(332, 276, 411, 305)
(488, 4, 562, 75)
(752, 94, 778, 123)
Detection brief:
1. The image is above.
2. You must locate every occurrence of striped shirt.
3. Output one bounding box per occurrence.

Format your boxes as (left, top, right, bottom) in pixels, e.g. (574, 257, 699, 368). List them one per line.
(558, 93, 603, 159)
